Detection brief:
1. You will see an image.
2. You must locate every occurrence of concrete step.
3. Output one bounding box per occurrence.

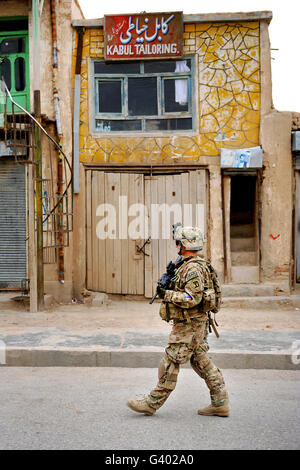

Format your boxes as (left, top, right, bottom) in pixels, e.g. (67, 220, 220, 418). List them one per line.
(231, 266, 259, 284)
(231, 237, 256, 251)
(222, 295, 294, 309)
(231, 224, 255, 238)
(222, 284, 275, 297)
(231, 251, 257, 266)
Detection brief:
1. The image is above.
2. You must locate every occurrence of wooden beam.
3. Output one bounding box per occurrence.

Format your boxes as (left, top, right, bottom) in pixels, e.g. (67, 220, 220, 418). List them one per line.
(223, 176, 232, 284)
(73, 29, 84, 194)
(28, 163, 38, 312)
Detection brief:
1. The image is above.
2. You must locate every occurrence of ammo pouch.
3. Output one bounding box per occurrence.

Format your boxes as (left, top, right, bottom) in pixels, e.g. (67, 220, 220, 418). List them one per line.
(199, 287, 216, 313)
(159, 302, 188, 322)
(159, 301, 205, 322)
(159, 302, 171, 322)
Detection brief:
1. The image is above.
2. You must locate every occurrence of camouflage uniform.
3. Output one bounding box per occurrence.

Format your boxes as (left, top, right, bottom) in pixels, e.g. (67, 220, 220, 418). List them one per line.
(145, 255, 228, 411)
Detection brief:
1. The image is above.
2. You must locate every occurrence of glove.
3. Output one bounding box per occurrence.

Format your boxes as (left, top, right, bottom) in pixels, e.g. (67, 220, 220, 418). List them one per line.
(157, 285, 166, 298)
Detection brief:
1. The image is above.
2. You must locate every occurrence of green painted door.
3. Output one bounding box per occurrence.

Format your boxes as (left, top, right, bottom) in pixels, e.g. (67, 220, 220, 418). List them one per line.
(0, 30, 29, 112)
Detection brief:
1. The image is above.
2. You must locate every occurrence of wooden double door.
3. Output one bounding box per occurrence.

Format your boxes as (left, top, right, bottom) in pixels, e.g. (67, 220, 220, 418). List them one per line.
(86, 170, 207, 297)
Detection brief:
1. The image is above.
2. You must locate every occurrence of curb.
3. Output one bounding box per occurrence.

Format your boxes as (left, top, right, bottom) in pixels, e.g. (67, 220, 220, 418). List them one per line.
(1, 348, 299, 370)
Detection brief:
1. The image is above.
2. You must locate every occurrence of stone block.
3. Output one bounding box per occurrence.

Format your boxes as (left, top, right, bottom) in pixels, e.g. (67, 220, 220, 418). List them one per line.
(44, 294, 56, 309)
(231, 266, 259, 284)
(231, 237, 256, 251)
(231, 251, 257, 266)
(91, 292, 110, 307)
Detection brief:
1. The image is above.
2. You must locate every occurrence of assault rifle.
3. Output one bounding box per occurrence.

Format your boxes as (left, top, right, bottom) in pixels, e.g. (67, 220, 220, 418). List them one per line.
(149, 256, 182, 304)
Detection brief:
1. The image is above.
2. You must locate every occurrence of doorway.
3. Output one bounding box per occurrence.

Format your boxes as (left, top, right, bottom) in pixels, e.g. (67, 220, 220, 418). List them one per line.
(223, 173, 259, 283)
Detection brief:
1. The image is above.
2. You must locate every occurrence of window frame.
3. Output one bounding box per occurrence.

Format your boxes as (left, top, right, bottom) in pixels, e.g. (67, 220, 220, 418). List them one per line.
(95, 78, 124, 117)
(0, 28, 29, 112)
(92, 56, 196, 135)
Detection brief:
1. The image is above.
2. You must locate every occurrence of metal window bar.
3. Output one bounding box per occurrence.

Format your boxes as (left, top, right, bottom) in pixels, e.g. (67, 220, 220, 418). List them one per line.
(1, 79, 73, 265)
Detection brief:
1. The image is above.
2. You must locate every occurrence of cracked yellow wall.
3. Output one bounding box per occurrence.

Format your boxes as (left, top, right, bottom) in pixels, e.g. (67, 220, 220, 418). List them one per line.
(73, 21, 260, 163)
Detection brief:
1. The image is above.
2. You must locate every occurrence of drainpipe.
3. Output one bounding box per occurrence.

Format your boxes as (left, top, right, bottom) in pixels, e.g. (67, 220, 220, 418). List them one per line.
(50, 0, 64, 284)
(73, 28, 83, 194)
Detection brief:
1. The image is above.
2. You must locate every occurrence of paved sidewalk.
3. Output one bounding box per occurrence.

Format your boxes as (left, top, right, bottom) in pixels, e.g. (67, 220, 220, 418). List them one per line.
(0, 297, 300, 369)
(1, 325, 300, 352)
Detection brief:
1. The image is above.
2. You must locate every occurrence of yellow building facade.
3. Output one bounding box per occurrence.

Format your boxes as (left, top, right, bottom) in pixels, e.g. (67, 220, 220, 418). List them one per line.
(74, 18, 260, 164)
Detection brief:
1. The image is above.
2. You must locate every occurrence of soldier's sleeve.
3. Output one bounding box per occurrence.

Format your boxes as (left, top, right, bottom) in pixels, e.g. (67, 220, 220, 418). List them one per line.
(163, 264, 204, 309)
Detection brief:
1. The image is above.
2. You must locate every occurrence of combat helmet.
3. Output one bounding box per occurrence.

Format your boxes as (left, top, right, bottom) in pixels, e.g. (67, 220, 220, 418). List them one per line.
(173, 223, 204, 251)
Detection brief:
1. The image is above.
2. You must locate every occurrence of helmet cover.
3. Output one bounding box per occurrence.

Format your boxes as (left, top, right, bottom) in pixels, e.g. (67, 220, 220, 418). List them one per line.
(173, 225, 204, 251)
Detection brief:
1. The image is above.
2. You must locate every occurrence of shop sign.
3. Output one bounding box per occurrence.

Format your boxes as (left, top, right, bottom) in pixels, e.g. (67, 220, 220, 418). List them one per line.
(221, 146, 263, 168)
(104, 12, 183, 60)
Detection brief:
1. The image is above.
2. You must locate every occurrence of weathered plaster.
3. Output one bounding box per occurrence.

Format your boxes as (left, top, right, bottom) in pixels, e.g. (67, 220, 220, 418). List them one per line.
(12, 0, 82, 299)
(208, 166, 225, 282)
(259, 20, 273, 118)
(73, 162, 86, 298)
(0, 0, 29, 16)
(71, 0, 84, 20)
(260, 110, 293, 290)
(292, 112, 300, 130)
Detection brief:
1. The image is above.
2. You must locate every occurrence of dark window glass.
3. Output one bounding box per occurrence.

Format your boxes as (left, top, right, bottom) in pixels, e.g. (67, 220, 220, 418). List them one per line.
(0, 58, 11, 90)
(15, 57, 25, 91)
(128, 77, 157, 116)
(96, 120, 142, 131)
(164, 78, 189, 112)
(98, 81, 122, 113)
(0, 20, 28, 32)
(144, 59, 191, 74)
(145, 118, 192, 131)
(0, 37, 25, 54)
(95, 61, 140, 74)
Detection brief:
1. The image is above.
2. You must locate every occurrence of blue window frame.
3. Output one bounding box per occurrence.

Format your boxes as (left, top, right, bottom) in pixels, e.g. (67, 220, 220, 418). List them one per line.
(93, 57, 194, 133)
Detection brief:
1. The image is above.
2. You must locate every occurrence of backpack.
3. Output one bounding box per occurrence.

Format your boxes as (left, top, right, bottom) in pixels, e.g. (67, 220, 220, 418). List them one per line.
(194, 258, 222, 314)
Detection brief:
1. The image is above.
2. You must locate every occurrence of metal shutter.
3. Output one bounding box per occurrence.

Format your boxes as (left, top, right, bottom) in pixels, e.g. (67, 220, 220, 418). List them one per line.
(0, 160, 26, 288)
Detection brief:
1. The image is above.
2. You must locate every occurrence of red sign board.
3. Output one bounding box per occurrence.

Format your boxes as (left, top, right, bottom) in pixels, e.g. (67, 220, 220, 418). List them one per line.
(104, 12, 183, 60)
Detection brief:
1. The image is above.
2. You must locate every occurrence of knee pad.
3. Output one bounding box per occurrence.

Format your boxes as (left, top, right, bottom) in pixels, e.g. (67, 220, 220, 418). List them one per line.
(158, 357, 166, 380)
(190, 355, 213, 378)
(190, 356, 204, 378)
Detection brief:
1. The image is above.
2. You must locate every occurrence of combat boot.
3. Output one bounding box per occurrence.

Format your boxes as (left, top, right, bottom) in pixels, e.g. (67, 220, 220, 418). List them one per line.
(197, 400, 230, 417)
(127, 398, 156, 416)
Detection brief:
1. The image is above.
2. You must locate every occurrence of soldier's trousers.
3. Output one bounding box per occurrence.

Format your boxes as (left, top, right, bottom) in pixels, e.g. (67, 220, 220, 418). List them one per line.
(146, 317, 228, 410)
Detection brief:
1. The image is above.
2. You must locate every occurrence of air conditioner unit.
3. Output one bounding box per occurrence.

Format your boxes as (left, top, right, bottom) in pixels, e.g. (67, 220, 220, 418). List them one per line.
(292, 131, 300, 153)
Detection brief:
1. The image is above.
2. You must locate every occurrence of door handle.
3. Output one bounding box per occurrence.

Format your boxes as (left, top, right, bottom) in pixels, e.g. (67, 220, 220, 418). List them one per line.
(136, 237, 151, 256)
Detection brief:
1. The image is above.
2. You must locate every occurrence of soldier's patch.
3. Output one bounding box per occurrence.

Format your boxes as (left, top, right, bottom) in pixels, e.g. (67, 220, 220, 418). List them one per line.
(186, 270, 199, 282)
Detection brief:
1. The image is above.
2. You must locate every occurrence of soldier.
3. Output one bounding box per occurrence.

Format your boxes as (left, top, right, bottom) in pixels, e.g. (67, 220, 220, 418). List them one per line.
(127, 225, 229, 417)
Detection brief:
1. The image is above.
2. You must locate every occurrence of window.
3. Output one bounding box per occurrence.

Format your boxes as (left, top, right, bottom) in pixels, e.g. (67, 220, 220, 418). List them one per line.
(0, 35, 27, 96)
(0, 58, 11, 90)
(93, 58, 194, 133)
(14, 57, 26, 91)
(0, 37, 25, 54)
